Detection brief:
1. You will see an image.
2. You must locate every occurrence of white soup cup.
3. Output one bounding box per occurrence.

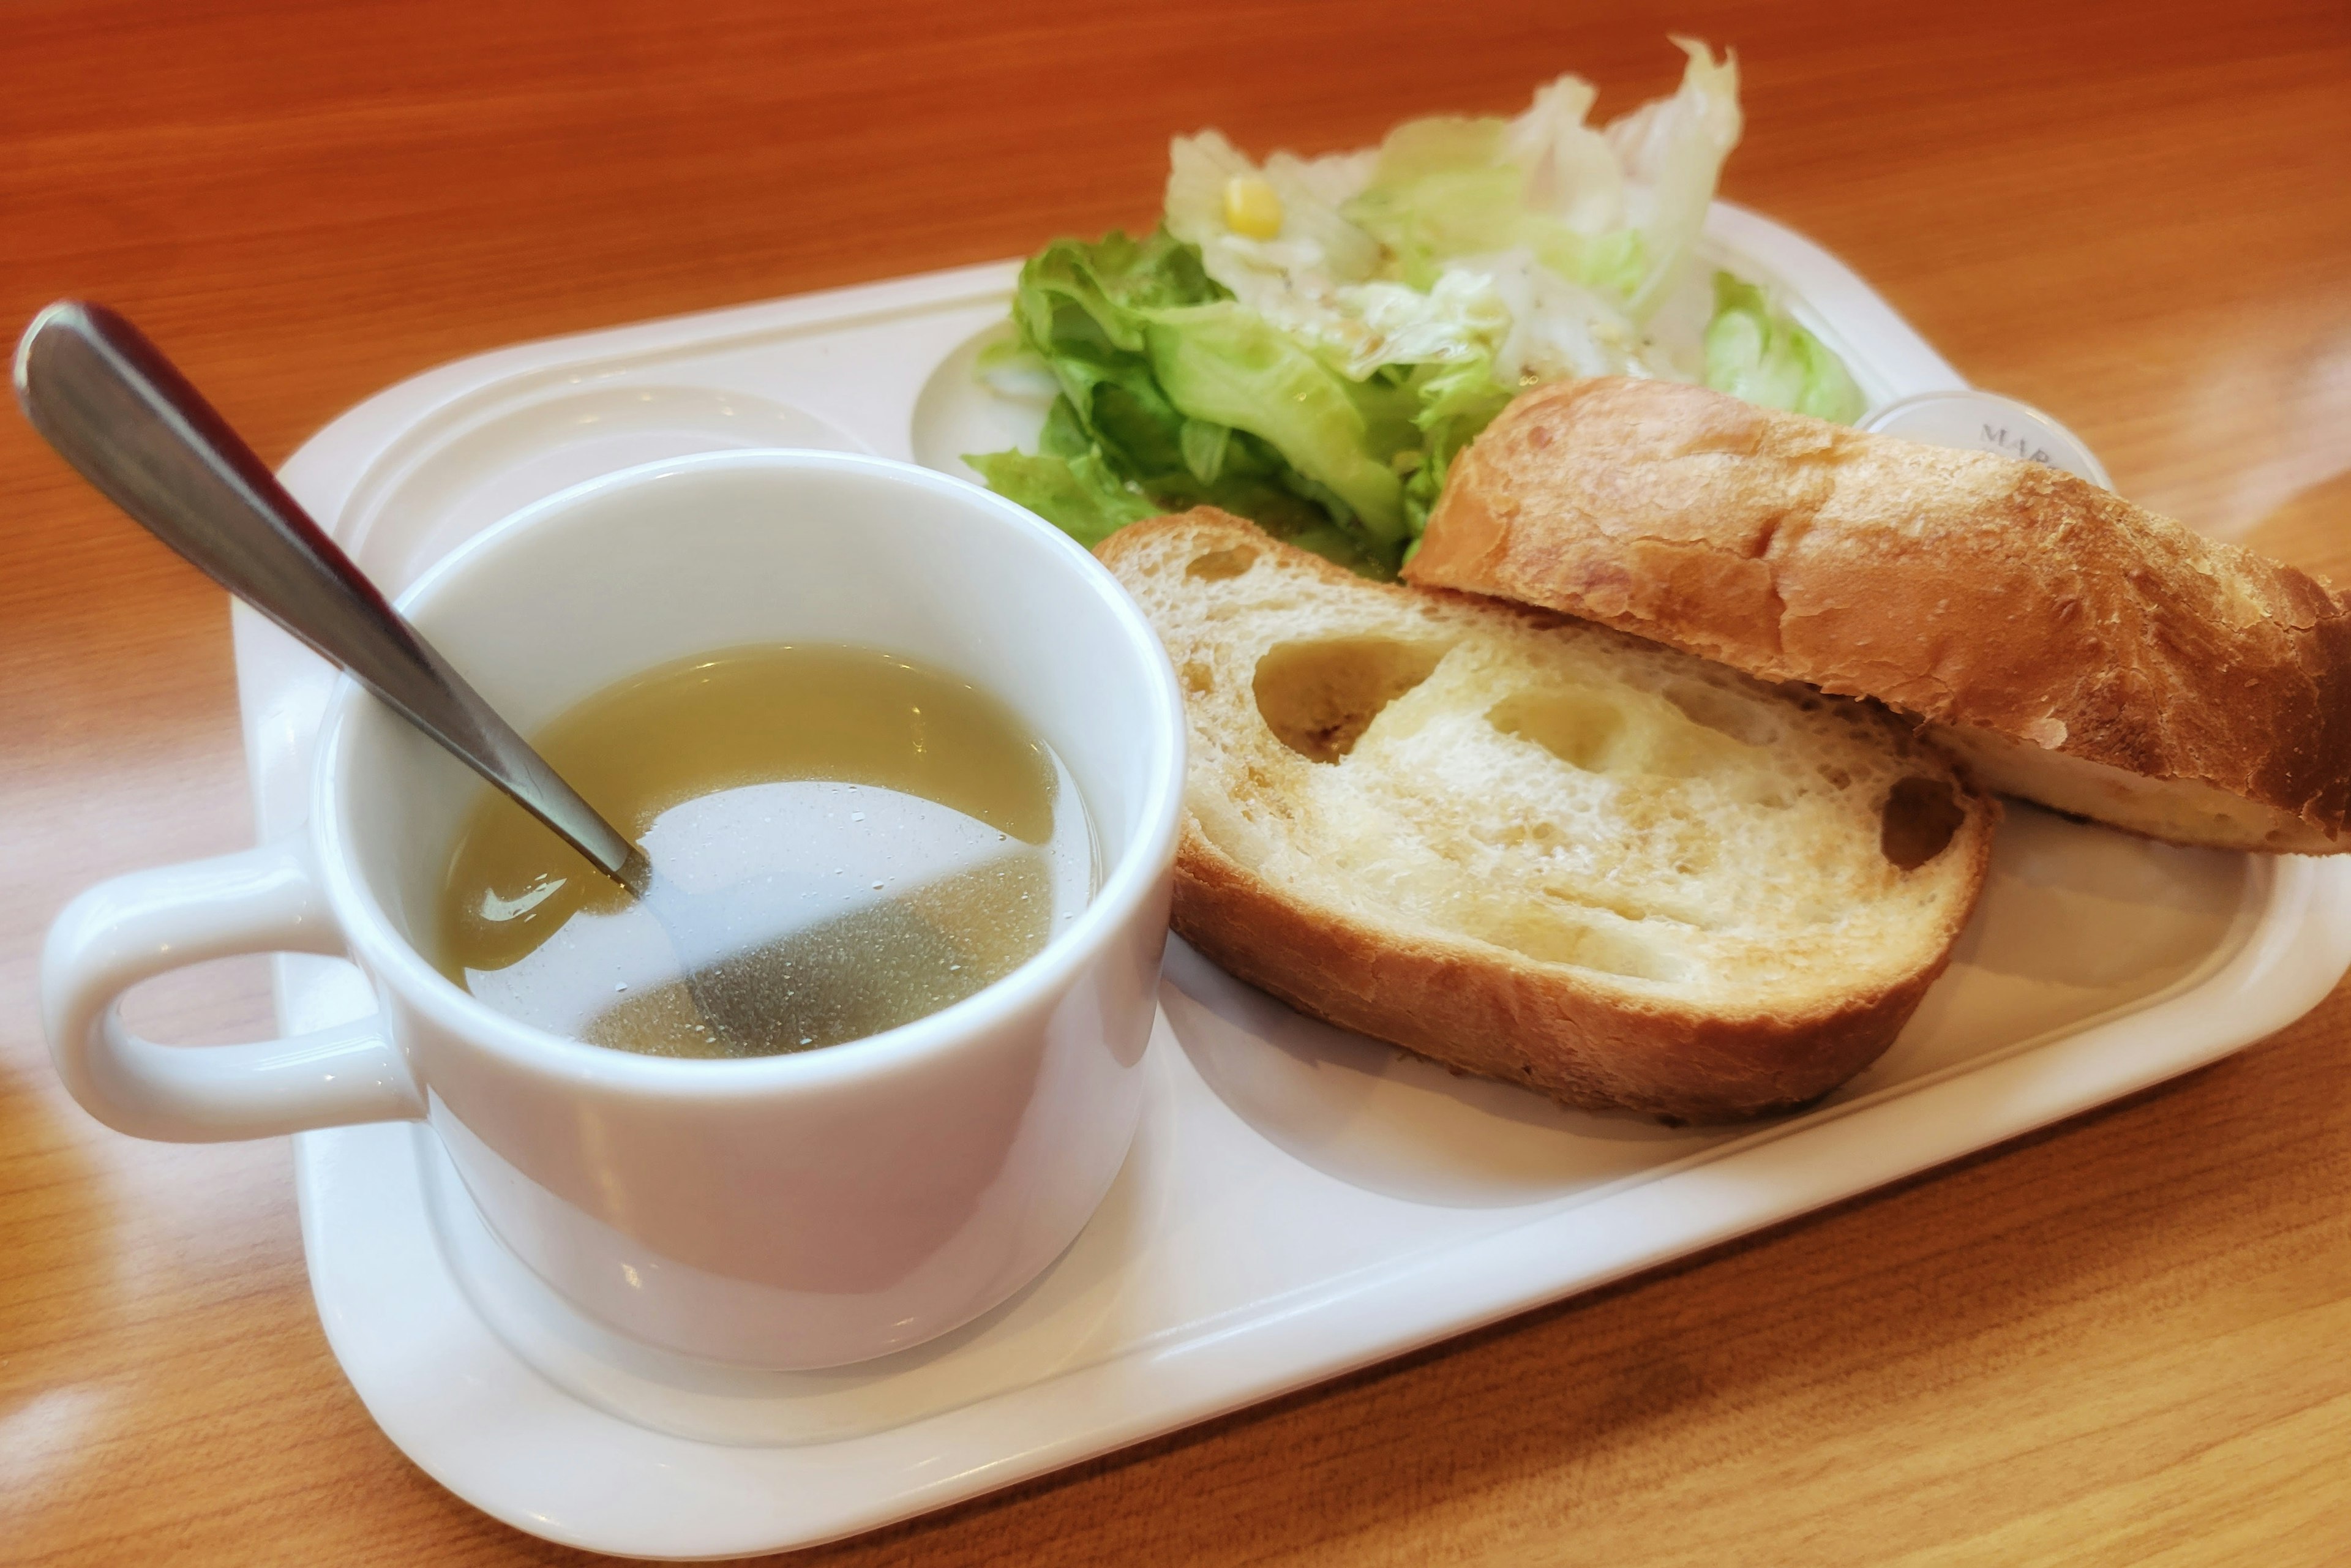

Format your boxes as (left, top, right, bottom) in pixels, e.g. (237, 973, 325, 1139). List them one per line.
(42, 450, 1186, 1369)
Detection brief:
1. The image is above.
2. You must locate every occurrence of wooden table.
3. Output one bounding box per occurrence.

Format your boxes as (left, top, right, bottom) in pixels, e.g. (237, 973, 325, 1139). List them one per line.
(7, 1, 2350, 1561)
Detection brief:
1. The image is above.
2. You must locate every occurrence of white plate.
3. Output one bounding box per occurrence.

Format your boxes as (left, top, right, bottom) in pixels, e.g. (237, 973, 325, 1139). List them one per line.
(237, 208, 2351, 1559)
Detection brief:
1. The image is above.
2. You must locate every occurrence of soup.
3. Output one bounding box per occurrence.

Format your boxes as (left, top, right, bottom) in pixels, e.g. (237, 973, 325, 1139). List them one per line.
(435, 645, 1096, 1057)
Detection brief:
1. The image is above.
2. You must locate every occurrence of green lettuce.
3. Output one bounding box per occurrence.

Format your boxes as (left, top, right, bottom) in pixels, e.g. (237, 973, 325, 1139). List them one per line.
(969, 228, 1477, 574)
(1142, 301, 1406, 541)
(1400, 351, 1515, 549)
(1339, 117, 1651, 303)
(972, 238, 1877, 575)
(972, 51, 1873, 578)
(1702, 272, 1865, 423)
(964, 400, 1155, 546)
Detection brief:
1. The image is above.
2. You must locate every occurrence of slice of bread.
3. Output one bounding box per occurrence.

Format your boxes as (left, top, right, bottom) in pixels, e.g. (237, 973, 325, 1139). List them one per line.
(1099, 508, 1998, 1122)
(1409, 376, 2351, 853)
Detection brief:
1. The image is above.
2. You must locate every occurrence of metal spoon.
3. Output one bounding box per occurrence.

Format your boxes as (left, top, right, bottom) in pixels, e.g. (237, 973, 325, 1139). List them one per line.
(10, 301, 819, 1048)
(16, 301, 648, 889)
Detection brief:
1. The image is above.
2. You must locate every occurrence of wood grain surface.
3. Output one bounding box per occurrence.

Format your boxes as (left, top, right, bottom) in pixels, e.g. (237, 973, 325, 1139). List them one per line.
(6, 1, 2350, 1562)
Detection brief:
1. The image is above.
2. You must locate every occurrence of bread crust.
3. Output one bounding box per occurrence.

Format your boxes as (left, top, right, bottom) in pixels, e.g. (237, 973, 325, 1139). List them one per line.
(1101, 508, 1997, 1123)
(1171, 823, 1968, 1123)
(1408, 377, 2351, 852)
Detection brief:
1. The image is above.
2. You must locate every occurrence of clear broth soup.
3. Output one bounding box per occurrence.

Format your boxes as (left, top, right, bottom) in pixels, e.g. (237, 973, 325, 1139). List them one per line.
(435, 645, 1096, 1057)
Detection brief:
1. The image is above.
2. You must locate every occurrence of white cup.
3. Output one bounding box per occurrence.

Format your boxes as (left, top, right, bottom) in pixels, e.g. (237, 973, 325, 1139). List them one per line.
(41, 451, 1186, 1368)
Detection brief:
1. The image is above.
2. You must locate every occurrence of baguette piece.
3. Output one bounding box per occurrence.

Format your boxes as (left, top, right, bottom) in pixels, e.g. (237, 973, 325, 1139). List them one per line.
(1100, 508, 1997, 1122)
(1409, 376, 2351, 853)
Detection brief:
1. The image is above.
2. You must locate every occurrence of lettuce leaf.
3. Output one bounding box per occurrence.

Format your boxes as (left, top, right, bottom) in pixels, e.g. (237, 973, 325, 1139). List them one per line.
(1340, 116, 1655, 304)
(1329, 39, 1733, 326)
(1400, 351, 1515, 544)
(968, 230, 1409, 572)
(1142, 301, 1406, 541)
(1605, 37, 1743, 321)
(965, 397, 1157, 547)
(1702, 272, 1865, 423)
(1342, 119, 1524, 290)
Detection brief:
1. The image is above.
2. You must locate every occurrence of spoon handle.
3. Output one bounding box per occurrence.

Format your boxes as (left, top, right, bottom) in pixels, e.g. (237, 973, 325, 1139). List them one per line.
(13, 300, 640, 885)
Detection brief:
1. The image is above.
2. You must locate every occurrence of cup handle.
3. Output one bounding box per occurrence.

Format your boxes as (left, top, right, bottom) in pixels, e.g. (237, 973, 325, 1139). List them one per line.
(41, 838, 425, 1141)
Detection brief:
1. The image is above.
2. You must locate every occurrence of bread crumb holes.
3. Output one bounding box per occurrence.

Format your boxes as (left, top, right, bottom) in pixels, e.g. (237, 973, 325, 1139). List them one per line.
(1488, 688, 1630, 773)
(1187, 546, 1258, 580)
(1662, 681, 1779, 747)
(1253, 636, 1448, 762)
(1881, 776, 1965, 869)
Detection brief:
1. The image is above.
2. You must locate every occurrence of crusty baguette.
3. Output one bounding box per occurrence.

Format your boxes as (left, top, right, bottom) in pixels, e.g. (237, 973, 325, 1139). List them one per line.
(1100, 508, 1997, 1122)
(1408, 376, 2351, 853)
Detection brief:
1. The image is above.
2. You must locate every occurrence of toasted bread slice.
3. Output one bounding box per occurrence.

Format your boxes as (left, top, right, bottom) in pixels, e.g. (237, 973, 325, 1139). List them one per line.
(1409, 377, 2351, 853)
(1100, 508, 1997, 1122)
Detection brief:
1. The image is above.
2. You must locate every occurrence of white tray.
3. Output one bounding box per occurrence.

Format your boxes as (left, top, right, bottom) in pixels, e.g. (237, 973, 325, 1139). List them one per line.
(238, 206, 2351, 1559)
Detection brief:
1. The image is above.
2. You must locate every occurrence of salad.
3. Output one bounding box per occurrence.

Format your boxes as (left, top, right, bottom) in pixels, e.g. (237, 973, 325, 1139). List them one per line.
(969, 40, 1864, 576)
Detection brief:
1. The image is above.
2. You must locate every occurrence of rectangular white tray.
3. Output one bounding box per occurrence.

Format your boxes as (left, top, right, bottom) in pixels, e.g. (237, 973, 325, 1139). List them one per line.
(241, 207, 2351, 1559)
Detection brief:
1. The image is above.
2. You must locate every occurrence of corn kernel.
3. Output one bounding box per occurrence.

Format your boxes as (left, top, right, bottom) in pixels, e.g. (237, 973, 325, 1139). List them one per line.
(1222, 174, 1284, 239)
